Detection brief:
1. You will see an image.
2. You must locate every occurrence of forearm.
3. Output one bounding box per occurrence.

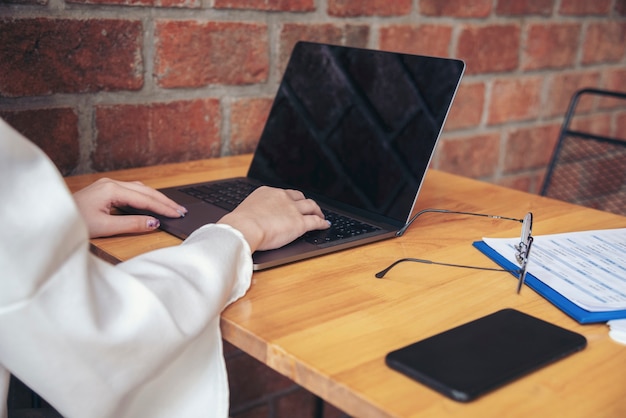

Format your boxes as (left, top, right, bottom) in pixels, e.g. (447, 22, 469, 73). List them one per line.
(0, 224, 251, 417)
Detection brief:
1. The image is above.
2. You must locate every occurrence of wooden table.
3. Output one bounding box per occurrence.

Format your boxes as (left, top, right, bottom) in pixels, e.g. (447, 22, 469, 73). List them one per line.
(65, 155, 626, 418)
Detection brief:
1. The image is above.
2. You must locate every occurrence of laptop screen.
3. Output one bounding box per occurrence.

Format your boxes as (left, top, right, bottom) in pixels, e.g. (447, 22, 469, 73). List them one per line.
(248, 42, 464, 224)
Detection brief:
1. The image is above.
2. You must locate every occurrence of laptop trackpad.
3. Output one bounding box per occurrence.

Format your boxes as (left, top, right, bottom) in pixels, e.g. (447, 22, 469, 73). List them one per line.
(159, 202, 228, 239)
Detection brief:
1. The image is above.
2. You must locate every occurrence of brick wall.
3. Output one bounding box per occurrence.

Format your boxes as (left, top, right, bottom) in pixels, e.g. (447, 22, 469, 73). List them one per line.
(2, 0, 626, 187)
(1, 0, 625, 417)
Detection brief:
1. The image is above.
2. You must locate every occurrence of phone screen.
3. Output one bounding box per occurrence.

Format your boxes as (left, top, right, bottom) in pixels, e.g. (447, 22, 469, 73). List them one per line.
(385, 308, 587, 402)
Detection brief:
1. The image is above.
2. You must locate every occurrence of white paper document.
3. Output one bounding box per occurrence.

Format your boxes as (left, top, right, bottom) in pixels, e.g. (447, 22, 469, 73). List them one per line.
(607, 319, 626, 344)
(483, 228, 626, 312)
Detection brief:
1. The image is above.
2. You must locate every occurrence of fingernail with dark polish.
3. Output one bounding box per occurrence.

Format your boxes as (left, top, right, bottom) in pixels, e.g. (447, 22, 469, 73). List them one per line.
(147, 218, 160, 229)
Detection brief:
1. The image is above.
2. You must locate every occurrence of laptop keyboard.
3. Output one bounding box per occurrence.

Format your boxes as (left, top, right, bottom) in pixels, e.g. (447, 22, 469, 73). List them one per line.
(180, 180, 258, 212)
(302, 211, 380, 244)
(180, 180, 381, 244)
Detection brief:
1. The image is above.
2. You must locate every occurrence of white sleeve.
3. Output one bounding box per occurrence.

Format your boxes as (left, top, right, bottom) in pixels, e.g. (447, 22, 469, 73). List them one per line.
(0, 118, 252, 418)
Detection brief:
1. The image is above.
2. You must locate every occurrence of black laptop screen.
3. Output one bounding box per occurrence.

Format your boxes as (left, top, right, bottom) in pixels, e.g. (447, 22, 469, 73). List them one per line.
(247, 42, 464, 224)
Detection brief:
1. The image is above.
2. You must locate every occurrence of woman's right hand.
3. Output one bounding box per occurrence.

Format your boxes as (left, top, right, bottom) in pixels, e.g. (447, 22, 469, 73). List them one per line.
(218, 186, 330, 252)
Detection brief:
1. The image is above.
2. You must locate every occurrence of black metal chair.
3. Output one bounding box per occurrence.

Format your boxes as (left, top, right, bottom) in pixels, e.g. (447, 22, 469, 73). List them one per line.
(540, 88, 626, 216)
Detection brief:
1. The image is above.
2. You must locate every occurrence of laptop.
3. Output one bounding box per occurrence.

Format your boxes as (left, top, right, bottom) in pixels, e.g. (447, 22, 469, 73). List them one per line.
(144, 41, 465, 270)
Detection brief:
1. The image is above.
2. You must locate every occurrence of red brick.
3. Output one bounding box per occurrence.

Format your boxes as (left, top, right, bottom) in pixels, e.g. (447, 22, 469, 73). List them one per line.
(379, 24, 453, 57)
(569, 93, 600, 119)
(496, 0, 554, 16)
(437, 133, 500, 178)
(522, 23, 581, 70)
(603, 68, 626, 94)
(525, 173, 543, 194)
(279, 24, 343, 71)
(559, 0, 611, 15)
(2, 0, 47, 4)
(582, 22, 626, 65)
(345, 25, 371, 46)
(327, 0, 411, 17)
(0, 18, 142, 97)
(503, 124, 561, 173)
(279, 24, 369, 73)
(498, 174, 535, 193)
(618, 0, 626, 15)
(93, 99, 221, 171)
(214, 0, 314, 11)
(488, 77, 543, 125)
(155, 21, 268, 88)
(456, 24, 520, 74)
(67, 0, 199, 7)
(617, 112, 626, 138)
(445, 82, 485, 130)
(0, 108, 79, 176)
(544, 71, 601, 117)
(569, 113, 612, 138)
(230, 97, 273, 154)
(420, 0, 492, 17)
(599, 69, 626, 109)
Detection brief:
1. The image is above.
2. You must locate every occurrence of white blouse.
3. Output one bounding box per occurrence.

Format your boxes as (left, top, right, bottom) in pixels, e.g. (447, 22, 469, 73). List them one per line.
(0, 118, 252, 418)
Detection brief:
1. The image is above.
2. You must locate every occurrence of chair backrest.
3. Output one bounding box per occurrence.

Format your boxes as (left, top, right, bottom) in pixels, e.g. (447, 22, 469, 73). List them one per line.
(540, 88, 626, 216)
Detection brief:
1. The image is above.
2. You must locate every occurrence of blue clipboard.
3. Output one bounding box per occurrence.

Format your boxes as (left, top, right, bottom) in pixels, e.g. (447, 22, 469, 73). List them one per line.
(473, 241, 626, 324)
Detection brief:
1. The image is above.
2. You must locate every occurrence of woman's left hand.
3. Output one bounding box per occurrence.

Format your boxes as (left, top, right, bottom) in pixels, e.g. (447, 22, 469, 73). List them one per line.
(73, 178, 188, 238)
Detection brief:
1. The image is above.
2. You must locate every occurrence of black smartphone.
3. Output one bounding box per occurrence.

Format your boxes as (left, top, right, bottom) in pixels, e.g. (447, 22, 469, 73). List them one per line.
(385, 308, 587, 402)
